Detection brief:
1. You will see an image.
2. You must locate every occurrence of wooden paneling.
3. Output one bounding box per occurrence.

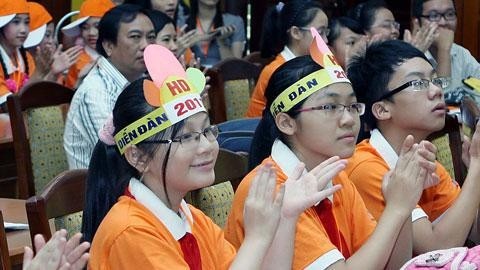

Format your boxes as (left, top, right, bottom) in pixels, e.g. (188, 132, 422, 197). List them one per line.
(30, 0, 72, 25)
(456, 0, 479, 60)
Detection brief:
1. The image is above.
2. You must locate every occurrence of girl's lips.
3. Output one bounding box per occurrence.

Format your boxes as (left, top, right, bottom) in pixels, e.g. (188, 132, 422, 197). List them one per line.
(191, 160, 214, 168)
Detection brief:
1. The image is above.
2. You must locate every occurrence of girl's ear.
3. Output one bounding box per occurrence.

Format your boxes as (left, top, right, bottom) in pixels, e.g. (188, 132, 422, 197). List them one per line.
(289, 26, 305, 41)
(124, 145, 148, 172)
(275, 112, 297, 135)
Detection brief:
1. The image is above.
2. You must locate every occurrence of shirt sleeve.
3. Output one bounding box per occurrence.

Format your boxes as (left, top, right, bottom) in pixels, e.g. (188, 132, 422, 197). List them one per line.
(107, 226, 191, 270)
(225, 14, 245, 44)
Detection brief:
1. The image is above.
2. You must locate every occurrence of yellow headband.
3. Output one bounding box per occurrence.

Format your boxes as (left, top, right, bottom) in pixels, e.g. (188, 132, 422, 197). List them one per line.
(270, 27, 351, 117)
(114, 45, 207, 154)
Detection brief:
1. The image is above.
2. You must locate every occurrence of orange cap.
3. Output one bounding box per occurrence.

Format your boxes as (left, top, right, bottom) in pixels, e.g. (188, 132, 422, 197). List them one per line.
(62, 0, 115, 36)
(24, 2, 53, 48)
(0, 0, 29, 28)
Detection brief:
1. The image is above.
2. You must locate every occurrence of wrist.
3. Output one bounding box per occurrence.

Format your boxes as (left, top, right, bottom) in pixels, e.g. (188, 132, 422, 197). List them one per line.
(384, 202, 411, 219)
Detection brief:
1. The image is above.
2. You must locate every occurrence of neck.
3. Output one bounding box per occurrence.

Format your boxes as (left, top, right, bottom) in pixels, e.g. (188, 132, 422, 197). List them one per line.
(198, 2, 217, 21)
(287, 43, 304, 57)
(289, 138, 328, 172)
(377, 123, 429, 154)
(110, 59, 142, 82)
(143, 176, 184, 212)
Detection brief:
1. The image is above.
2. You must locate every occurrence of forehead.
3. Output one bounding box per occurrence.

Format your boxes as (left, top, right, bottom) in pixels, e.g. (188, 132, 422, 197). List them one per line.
(308, 9, 328, 27)
(307, 82, 355, 102)
(423, 0, 455, 12)
(158, 23, 176, 35)
(389, 57, 434, 84)
(338, 27, 361, 39)
(374, 8, 395, 22)
(118, 13, 153, 33)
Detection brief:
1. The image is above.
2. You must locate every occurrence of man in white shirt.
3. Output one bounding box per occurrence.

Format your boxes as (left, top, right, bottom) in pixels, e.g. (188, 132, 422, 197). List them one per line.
(411, 0, 480, 93)
(64, 4, 156, 169)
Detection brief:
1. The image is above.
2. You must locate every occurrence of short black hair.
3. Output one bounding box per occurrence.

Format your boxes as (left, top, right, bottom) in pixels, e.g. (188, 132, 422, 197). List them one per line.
(348, 0, 388, 32)
(145, 9, 176, 34)
(347, 40, 430, 130)
(96, 4, 150, 57)
(328, 16, 364, 45)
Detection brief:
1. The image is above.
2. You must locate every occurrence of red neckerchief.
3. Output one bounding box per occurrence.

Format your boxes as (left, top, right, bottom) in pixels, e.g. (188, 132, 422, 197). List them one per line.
(124, 187, 202, 269)
(314, 198, 351, 258)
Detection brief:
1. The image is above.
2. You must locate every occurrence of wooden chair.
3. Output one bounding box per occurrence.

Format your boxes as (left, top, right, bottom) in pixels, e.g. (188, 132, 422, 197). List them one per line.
(7, 81, 74, 199)
(25, 169, 87, 242)
(207, 58, 261, 123)
(461, 96, 480, 138)
(187, 149, 249, 228)
(0, 211, 10, 270)
(427, 114, 467, 186)
(243, 51, 275, 70)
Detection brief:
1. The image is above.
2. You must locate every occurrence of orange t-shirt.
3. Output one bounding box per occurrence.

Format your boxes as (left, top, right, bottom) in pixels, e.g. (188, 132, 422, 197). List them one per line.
(65, 50, 93, 89)
(245, 54, 286, 117)
(89, 196, 236, 270)
(346, 139, 461, 222)
(0, 51, 35, 102)
(224, 157, 376, 269)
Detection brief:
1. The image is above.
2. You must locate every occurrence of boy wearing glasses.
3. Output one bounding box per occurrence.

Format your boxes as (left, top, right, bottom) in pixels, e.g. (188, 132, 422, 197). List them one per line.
(346, 39, 480, 254)
(412, 0, 480, 93)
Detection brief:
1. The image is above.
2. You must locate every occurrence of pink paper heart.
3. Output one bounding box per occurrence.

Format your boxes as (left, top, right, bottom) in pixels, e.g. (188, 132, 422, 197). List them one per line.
(144, 44, 185, 88)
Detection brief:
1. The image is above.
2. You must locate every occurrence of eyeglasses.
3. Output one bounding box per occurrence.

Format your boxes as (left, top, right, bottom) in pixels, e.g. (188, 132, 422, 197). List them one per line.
(298, 26, 330, 38)
(141, 125, 219, 150)
(420, 9, 456, 22)
(377, 78, 449, 101)
(296, 102, 366, 117)
(372, 21, 400, 30)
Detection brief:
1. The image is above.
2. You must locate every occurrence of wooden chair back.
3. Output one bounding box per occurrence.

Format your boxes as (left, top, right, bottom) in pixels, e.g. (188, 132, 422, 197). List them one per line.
(243, 51, 275, 70)
(461, 96, 480, 138)
(187, 149, 249, 227)
(427, 114, 467, 186)
(0, 211, 10, 270)
(26, 169, 87, 242)
(207, 58, 261, 123)
(6, 81, 73, 199)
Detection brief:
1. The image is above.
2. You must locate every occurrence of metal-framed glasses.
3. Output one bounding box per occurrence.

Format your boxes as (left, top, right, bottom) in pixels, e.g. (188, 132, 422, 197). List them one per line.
(141, 125, 219, 149)
(372, 21, 400, 30)
(420, 9, 456, 22)
(296, 102, 366, 117)
(376, 78, 449, 101)
(299, 26, 330, 38)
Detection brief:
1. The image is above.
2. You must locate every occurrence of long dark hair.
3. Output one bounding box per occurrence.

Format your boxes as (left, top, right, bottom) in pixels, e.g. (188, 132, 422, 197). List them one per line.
(260, 0, 324, 58)
(82, 78, 185, 243)
(249, 56, 323, 169)
(185, 0, 224, 32)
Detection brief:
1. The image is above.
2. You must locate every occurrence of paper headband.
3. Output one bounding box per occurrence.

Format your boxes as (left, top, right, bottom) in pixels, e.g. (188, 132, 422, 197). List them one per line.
(270, 27, 351, 117)
(114, 44, 207, 154)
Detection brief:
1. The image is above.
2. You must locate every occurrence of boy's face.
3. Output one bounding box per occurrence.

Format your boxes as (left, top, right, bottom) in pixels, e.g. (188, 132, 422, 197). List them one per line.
(382, 57, 446, 135)
(421, 0, 456, 31)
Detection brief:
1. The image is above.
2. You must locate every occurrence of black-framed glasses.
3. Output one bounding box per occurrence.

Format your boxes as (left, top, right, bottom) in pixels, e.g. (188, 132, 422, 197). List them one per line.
(376, 78, 448, 101)
(141, 125, 219, 149)
(298, 26, 330, 37)
(296, 102, 366, 117)
(420, 9, 456, 22)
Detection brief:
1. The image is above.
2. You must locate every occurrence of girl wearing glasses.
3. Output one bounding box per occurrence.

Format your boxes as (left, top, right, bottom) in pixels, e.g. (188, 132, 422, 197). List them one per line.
(349, 0, 438, 53)
(225, 30, 436, 270)
(245, 0, 328, 118)
(84, 44, 337, 269)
